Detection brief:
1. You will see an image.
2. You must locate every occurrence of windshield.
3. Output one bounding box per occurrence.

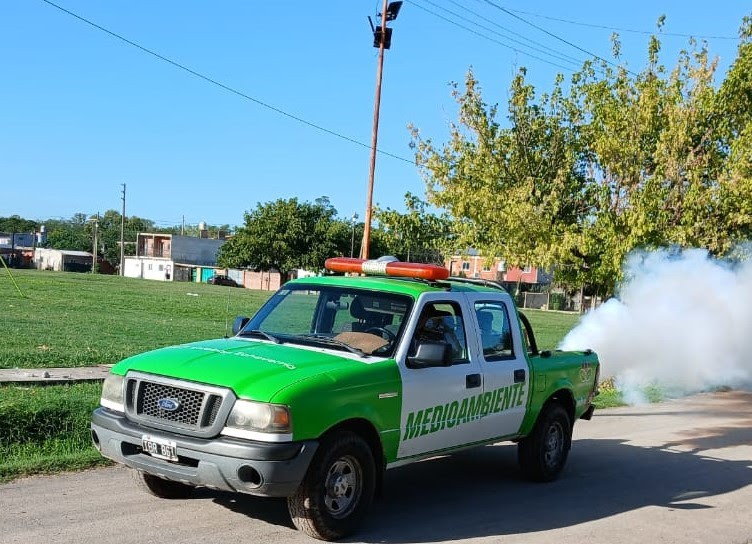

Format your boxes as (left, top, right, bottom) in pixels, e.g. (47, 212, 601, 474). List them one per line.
(239, 284, 413, 357)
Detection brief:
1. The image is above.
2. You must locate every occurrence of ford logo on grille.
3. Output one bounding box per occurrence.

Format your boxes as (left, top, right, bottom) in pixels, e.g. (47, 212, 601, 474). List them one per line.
(157, 398, 181, 412)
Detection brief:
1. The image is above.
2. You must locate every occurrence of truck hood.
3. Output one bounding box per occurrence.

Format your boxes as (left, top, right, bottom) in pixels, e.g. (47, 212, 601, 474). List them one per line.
(111, 338, 368, 402)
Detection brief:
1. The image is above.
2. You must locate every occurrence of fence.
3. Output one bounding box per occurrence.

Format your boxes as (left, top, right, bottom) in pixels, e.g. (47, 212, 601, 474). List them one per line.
(513, 290, 602, 313)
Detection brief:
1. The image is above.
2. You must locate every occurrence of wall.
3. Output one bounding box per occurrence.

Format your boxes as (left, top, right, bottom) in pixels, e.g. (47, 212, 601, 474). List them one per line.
(34, 248, 63, 271)
(171, 235, 225, 266)
(243, 270, 282, 291)
(123, 257, 173, 281)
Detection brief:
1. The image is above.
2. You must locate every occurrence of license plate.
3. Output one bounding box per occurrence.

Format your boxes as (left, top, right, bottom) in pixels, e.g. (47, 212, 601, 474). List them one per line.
(141, 435, 178, 462)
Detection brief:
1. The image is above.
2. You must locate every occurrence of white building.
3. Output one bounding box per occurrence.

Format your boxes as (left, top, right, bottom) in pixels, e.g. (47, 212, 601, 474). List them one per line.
(123, 233, 225, 282)
(34, 248, 93, 272)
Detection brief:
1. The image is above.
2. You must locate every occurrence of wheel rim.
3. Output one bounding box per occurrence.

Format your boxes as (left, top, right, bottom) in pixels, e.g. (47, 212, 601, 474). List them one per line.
(543, 421, 565, 469)
(323, 455, 362, 519)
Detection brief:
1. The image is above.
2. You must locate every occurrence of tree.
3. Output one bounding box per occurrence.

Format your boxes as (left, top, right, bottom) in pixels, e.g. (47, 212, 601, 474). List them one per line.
(412, 16, 752, 296)
(0, 215, 37, 233)
(217, 197, 350, 278)
(373, 192, 453, 263)
(44, 215, 91, 253)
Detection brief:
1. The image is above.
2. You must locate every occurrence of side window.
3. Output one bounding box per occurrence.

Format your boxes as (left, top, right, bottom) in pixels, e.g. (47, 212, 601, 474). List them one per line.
(474, 302, 514, 361)
(409, 301, 468, 363)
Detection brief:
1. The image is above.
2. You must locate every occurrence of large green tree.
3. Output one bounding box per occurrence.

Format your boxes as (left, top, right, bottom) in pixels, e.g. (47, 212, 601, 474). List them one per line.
(217, 197, 350, 278)
(412, 16, 752, 295)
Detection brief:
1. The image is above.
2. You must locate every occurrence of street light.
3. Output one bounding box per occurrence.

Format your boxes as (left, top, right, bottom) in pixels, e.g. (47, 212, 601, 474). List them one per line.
(360, 1, 402, 260)
(350, 213, 359, 257)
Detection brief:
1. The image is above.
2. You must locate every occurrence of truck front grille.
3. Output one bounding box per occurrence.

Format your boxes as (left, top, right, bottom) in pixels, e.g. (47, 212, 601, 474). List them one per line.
(124, 372, 235, 438)
(139, 382, 204, 425)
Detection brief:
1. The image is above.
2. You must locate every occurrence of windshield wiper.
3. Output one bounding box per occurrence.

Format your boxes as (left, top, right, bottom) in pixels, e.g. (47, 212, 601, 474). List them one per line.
(302, 334, 367, 357)
(238, 329, 282, 344)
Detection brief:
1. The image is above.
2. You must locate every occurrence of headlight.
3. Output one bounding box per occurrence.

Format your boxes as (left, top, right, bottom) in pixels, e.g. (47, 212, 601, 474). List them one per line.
(101, 374, 125, 412)
(222, 400, 291, 439)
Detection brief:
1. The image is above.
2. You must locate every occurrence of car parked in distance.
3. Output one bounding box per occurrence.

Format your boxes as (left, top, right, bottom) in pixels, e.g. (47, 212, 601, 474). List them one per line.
(207, 274, 241, 287)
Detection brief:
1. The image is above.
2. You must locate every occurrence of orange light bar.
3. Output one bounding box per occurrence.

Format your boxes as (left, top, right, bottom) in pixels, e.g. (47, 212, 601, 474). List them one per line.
(325, 257, 450, 281)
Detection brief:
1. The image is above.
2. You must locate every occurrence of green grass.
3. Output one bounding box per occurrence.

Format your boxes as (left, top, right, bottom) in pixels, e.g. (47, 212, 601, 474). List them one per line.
(1, 269, 272, 368)
(0, 382, 109, 483)
(591, 379, 665, 409)
(521, 308, 582, 351)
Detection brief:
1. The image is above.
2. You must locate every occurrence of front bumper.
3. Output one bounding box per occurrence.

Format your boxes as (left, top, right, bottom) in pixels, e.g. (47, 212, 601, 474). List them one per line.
(91, 407, 318, 497)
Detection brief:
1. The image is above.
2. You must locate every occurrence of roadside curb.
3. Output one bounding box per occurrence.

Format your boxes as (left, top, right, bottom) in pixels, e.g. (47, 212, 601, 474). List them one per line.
(0, 365, 113, 385)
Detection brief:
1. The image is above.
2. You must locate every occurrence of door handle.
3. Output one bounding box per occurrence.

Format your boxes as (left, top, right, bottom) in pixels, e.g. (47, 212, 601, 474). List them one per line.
(466, 373, 481, 389)
(514, 369, 526, 383)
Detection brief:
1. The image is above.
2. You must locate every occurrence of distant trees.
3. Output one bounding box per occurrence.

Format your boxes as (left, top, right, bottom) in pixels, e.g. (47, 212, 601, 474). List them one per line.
(412, 16, 752, 296)
(0, 216, 37, 233)
(2, 212, 157, 269)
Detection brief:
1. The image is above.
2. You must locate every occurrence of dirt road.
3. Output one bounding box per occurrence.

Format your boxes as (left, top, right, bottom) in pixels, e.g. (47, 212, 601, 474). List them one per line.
(2, 391, 751, 543)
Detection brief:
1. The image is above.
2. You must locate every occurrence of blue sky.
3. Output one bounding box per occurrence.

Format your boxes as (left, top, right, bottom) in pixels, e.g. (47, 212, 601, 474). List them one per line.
(1, 1, 747, 229)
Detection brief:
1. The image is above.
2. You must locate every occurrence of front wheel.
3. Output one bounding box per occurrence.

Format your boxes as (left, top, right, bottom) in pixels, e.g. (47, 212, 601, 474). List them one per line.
(517, 403, 571, 482)
(287, 431, 376, 541)
(132, 470, 194, 499)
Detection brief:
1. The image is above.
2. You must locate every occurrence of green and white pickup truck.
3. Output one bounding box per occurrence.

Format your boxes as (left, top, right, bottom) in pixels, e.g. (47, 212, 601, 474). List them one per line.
(91, 259, 599, 540)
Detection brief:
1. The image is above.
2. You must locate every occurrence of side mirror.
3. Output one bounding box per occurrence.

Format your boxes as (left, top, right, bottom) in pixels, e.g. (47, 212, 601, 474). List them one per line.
(232, 316, 250, 336)
(407, 341, 452, 369)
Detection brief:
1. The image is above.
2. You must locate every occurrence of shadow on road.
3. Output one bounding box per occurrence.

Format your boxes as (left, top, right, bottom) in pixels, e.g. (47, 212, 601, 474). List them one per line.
(357, 435, 752, 543)
(206, 416, 752, 541)
(205, 493, 295, 530)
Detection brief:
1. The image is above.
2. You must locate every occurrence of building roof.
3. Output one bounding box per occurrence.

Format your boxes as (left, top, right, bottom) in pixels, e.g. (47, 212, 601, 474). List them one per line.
(36, 249, 93, 257)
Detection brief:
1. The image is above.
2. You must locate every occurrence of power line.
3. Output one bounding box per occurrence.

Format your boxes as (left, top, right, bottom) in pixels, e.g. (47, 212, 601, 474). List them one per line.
(413, 0, 585, 68)
(505, 8, 738, 41)
(476, 0, 638, 76)
(444, 0, 585, 66)
(407, 0, 580, 73)
(38, 0, 414, 164)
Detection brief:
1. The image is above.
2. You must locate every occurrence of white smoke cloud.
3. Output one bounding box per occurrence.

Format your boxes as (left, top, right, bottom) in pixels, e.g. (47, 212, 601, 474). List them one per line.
(560, 248, 752, 402)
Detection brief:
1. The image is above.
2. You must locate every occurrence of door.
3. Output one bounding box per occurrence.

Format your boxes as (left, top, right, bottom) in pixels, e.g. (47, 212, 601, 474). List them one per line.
(465, 293, 530, 441)
(395, 294, 486, 460)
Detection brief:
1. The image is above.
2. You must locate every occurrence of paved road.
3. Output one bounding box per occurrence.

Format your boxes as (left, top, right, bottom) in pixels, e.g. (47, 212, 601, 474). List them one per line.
(2, 391, 751, 544)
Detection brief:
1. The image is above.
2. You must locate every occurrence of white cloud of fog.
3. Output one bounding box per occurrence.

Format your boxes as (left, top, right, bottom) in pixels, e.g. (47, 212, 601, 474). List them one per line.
(560, 248, 752, 402)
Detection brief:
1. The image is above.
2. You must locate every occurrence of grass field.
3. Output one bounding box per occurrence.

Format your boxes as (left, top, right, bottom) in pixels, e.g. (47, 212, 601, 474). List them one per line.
(1, 269, 272, 368)
(1, 269, 581, 368)
(0, 269, 596, 482)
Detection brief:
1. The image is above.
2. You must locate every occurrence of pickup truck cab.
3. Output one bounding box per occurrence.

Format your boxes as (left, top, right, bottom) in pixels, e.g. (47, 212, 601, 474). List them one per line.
(92, 258, 599, 540)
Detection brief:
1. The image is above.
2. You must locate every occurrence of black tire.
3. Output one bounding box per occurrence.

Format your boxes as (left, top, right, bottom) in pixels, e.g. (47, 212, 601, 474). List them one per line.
(132, 470, 194, 499)
(287, 431, 376, 541)
(517, 403, 571, 482)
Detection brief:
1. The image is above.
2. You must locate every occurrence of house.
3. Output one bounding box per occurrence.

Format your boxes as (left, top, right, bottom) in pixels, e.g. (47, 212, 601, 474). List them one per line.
(122, 232, 282, 290)
(444, 250, 552, 286)
(1, 232, 38, 267)
(123, 233, 226, 282)
(34, 248, 93, 272)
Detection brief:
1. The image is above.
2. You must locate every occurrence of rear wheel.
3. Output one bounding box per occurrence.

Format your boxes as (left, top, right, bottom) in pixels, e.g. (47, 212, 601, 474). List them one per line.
(517, 404, 571, 482)
(132, 470, 194, 499)
(288, 431, 376, 541)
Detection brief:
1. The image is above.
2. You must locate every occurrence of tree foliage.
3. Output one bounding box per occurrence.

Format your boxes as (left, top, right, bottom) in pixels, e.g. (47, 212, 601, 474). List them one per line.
(412, 16, 752, 295)
(373, 192, 453, 263)
(217, 197, 351, 277)
(0, 216, 38, 233)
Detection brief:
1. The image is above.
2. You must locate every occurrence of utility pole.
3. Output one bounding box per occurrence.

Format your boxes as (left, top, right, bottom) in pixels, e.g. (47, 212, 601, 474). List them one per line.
(360, 1, 402, 260)
(91, 213, 99, 274)
(120, 183, 126, 276)
(350, 212, 359, 257)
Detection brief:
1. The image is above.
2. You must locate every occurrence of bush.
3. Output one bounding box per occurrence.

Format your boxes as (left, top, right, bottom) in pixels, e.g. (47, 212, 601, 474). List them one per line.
(0, 383, 109, 482)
